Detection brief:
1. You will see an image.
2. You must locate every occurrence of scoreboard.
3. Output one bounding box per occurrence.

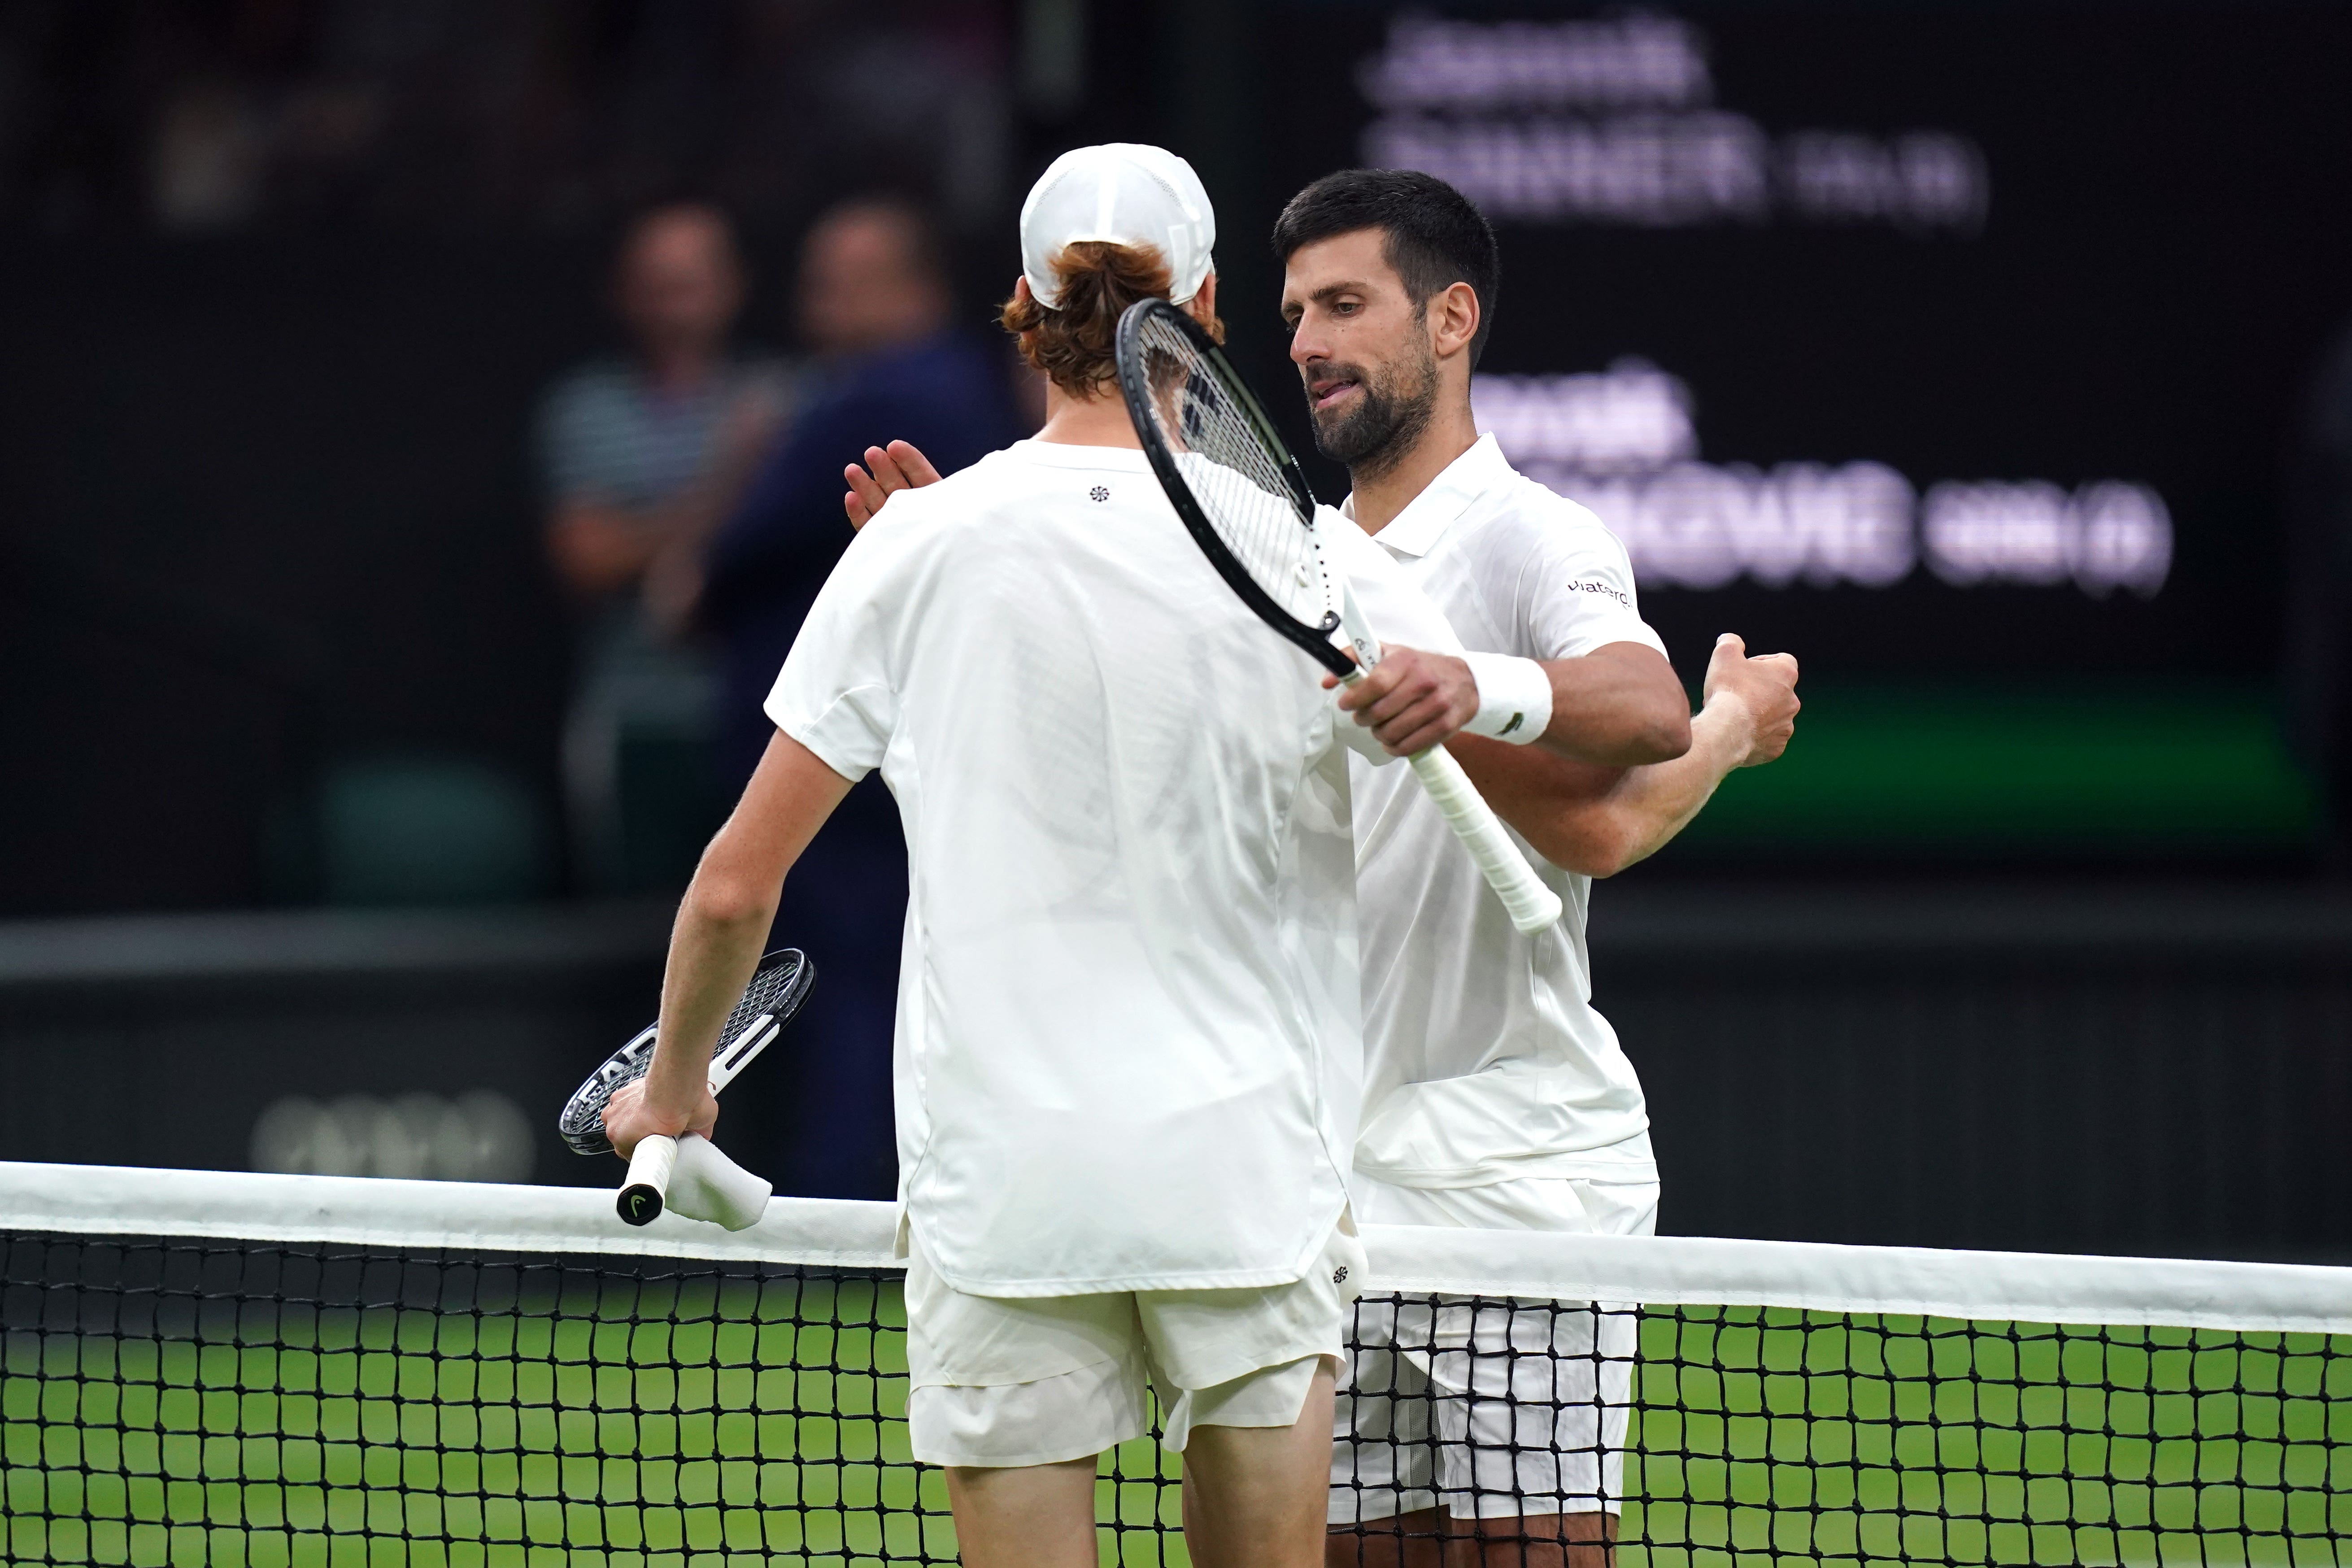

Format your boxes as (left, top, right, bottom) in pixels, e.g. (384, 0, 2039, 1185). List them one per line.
(1228, 2, 2352, 857)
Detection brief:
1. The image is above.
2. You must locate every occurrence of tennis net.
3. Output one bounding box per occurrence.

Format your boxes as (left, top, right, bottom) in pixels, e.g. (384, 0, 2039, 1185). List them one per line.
(4, 1162, 2346, 1566)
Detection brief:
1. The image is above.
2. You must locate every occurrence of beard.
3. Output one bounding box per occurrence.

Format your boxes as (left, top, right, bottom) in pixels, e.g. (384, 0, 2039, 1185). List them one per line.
(1303, 342, 1440, 479)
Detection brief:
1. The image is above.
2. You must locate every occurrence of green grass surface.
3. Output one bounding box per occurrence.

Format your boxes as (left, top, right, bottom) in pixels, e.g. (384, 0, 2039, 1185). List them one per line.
(4, 1281, 2345, 1566)
(1671, 684, 2321, 854)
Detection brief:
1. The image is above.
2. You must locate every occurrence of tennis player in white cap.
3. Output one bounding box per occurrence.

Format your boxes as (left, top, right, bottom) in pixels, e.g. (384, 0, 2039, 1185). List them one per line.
(604, 143, 1493, 1568)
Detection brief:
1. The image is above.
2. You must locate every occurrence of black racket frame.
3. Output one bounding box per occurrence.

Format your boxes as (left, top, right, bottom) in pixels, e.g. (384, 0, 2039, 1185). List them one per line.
(1114, 298, 1357, 681)
(556, 947, 815, 1158)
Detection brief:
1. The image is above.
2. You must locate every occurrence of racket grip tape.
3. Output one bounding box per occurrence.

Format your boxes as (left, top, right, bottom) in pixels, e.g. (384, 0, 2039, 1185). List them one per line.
(617, 1135, 679, 1226)
(1407, 747, 1565, 934)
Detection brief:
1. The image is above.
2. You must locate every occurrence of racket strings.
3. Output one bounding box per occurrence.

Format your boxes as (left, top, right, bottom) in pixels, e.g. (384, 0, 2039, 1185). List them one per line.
(1130, 313, 1331, 628)
(720, 957, 800, 1042)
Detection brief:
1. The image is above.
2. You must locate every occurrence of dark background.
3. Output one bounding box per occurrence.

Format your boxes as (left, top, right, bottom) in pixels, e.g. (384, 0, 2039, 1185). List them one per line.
(0, 0, 2346, 1260)
(1245, 5, 2352, 685)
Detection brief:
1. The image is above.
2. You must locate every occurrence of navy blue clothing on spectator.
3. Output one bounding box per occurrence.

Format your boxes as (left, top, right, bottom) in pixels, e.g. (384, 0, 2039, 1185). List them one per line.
(702, 328, 1024, 788)
(698, 324, 1021, 1201)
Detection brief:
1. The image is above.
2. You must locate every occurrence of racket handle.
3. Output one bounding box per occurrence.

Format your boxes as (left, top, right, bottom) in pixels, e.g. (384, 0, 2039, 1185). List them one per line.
(1407, 746, 1565, 934)
(617, 1135, 679, 1226)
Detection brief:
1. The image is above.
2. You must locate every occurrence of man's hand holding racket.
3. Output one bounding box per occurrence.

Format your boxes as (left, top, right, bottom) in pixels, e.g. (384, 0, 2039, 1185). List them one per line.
(598, 1076, 718, 1161)
(559, 947, 815, 1228)
(1326, 644, 1481, 758)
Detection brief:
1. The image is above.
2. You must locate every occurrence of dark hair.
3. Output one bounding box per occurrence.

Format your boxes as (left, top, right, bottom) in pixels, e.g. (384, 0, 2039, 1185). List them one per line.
(1000, 242, 1225, 396)
(1270, 169, 1501, 366)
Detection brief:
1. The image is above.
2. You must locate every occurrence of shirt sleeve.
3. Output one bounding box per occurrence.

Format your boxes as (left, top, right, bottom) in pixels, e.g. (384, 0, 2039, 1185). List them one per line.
(1515, 501, 1668, 662)
(761, 518, 913, 781)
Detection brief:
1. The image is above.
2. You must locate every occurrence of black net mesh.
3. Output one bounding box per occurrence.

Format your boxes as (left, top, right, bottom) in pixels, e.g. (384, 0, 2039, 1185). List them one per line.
(4, 1231, 2347, 1566)
(1126, 310, 1331, 631)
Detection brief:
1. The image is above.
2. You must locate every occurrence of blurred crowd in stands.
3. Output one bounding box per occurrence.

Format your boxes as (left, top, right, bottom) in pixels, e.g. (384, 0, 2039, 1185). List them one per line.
(0, 0, 1008, 237)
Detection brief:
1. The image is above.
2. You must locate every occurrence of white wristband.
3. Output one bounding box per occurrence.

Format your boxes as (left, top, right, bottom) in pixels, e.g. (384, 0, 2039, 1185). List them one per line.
(1461, 652, 1553, 744)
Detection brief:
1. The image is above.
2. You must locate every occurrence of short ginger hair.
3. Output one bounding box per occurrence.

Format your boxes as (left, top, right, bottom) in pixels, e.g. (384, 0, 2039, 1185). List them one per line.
(1001, 241, 1224, 397)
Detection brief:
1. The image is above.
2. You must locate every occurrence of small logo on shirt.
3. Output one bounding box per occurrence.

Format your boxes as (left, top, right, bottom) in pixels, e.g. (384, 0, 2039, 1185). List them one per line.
(1332, 1265, 1350, 1285)
(1089, 485, 1110, 502)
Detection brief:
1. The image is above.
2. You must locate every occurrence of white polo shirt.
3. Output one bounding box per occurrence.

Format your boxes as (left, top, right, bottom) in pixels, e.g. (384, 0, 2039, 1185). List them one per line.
(1346, 434, 1667, 1190)
(767, 439, 1462, 1297)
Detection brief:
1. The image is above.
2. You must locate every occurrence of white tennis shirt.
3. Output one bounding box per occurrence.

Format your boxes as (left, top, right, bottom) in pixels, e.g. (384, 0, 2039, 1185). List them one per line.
(1346, 434, 1668, 1190)
(767, 439, 1462, 1297)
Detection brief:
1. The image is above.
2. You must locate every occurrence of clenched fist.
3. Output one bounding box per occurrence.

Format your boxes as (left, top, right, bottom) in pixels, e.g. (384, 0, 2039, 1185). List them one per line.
(1703, 633, 1800, 767)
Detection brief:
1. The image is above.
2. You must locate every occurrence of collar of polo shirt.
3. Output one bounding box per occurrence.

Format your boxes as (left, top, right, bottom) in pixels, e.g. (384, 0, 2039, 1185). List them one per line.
(1341, 433, 1514, 557)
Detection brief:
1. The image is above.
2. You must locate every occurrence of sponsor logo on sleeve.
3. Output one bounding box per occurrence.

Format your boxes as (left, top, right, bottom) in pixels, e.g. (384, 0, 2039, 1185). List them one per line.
(1568, 578, 1634, 608)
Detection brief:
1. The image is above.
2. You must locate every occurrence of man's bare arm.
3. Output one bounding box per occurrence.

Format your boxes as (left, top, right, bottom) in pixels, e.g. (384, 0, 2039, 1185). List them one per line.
(1533, 642, 1693, 766)
(601, 731, 854, 1155)
(1455, 635, 1799, 877)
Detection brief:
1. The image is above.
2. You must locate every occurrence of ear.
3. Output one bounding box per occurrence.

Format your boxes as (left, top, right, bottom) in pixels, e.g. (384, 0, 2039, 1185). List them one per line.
(1429, 280, 1480, 362)
(1013, 274, 1036, 305)
(1185, 271, 1219, 327)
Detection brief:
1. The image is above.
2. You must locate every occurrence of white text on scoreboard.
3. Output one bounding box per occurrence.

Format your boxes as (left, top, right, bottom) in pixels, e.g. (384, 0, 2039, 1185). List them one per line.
(1476, 364, 2170, 598)
(1360, 13, 1989, 234)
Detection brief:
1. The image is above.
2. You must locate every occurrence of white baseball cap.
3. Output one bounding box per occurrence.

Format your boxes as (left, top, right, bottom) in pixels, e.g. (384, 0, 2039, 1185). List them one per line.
(1019, 143, 1216, 309)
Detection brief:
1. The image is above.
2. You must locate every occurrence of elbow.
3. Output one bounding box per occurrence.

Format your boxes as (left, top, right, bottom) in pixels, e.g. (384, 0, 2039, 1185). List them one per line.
(1526, 818, 1643, 880)
(680, 867, 778, 935)
(1577, 833, 1643, 880)
(1631, 703, 1693, 765)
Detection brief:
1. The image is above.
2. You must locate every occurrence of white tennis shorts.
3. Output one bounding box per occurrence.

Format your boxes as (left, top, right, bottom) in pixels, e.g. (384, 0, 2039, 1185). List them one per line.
(905, 1221, 1365, 1469)
(1329, 1173, 1660, 1523)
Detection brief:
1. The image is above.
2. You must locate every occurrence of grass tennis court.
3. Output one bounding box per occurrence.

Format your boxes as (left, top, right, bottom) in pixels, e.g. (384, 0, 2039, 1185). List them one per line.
(5, 1267, 2345, 1567)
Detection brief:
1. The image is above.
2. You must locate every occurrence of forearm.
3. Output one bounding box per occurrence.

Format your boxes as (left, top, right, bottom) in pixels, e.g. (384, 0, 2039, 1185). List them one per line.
(1451, 691, 1748, 877)
(1582, 693, 1753, 873)
(640, 874, 777, 1119)
(639, 734, 852, 1119)
(1533, 644, 1692, 766)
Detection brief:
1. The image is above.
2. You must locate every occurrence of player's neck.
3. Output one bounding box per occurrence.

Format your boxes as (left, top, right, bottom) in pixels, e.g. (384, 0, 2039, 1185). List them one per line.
(1346, 396, 1480, 534)
(1035, 382, 1142, 449)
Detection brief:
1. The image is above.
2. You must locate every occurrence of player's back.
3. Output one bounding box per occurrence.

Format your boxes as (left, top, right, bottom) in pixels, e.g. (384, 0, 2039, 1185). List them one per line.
(766, 438, 1362, 1297)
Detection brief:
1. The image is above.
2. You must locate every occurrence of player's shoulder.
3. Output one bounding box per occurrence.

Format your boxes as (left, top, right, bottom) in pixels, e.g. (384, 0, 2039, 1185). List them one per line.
(1453, 465, 1631, 576)
(1480, 464, 1613, 538)
(1439, 461, 1646, 611)
(861, 446, 1023, 530)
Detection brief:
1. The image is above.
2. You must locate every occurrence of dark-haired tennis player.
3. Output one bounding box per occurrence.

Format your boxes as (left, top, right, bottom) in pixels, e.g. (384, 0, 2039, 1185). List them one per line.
(1274, 170, 1800, 1567)
(605, 144, 1496, 1568)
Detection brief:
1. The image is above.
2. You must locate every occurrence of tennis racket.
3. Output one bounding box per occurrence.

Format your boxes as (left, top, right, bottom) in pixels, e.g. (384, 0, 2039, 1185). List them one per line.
(1114, 299, 1562, 935)
(558, 947, 815, 1225)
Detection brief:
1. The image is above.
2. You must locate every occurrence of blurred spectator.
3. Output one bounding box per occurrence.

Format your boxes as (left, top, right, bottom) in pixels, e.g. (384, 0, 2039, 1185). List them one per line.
(538, 203, 797, 894)
(699, 197, 1021, 1199)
